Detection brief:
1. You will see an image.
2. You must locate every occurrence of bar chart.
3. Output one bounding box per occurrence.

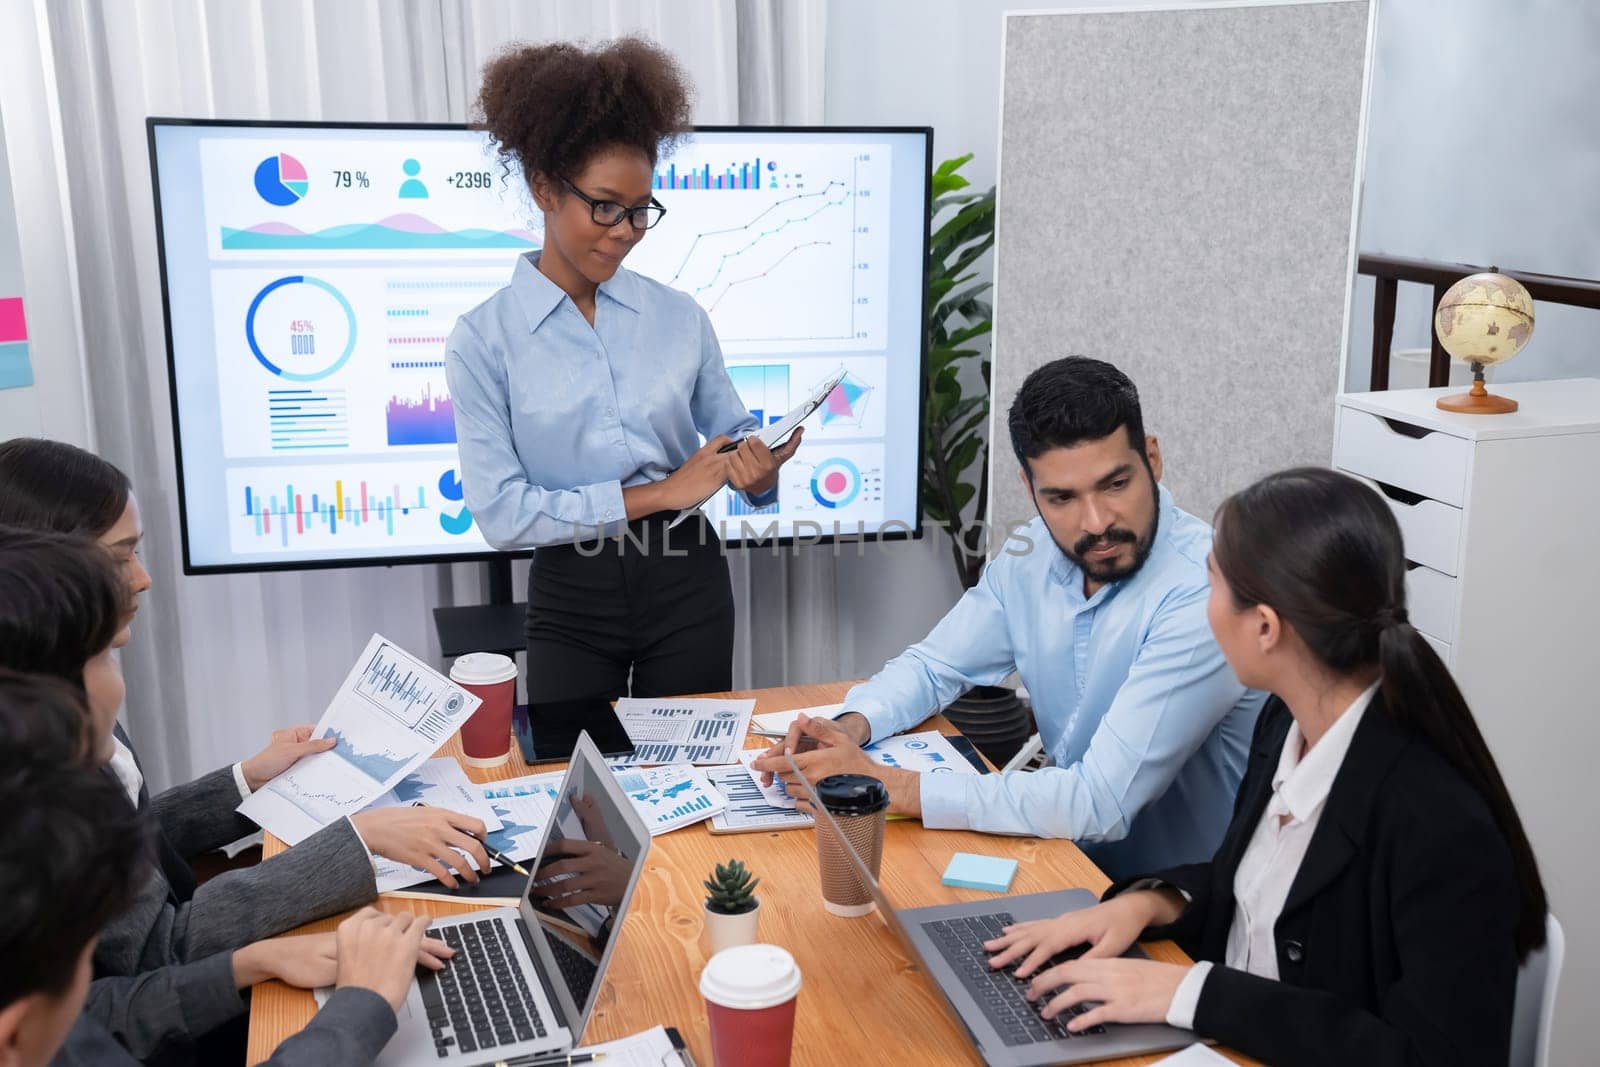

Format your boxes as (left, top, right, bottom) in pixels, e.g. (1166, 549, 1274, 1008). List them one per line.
(225, 460, 489, 554)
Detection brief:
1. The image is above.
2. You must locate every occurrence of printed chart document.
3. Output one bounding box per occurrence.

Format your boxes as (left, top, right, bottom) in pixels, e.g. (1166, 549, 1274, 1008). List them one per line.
(614, 697, 755, 764)
(480, 772, 563, 862)
(733, 730, 978, 814)
(238, 634, 480, 844)
(363, 759, 504, 893)
(707, 762, 814, 833)
(613, 764, 727, 834)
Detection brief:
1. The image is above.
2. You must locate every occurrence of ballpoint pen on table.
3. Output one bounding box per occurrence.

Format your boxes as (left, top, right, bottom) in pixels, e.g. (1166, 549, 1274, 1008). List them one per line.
(493, 1052, 605, 1066)
(410, 800, 529, 876)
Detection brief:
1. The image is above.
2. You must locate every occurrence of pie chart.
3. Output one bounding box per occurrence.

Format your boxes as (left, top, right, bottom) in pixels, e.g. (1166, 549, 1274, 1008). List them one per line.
(254, 153, 309, 206)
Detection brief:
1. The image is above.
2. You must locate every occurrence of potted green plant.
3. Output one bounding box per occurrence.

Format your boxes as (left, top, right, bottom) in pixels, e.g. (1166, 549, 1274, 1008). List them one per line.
(703, 858, 761, 955)
(923, 155, 1032, 767)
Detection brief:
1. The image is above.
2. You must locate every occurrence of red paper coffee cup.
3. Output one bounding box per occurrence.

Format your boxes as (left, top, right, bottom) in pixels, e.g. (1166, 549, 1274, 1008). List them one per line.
(700, 944, 801, 1067)
(448, 652, 517, 767)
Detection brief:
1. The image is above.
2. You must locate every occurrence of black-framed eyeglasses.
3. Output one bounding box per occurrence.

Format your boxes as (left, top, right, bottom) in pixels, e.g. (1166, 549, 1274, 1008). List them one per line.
(562, 179, 666, 230)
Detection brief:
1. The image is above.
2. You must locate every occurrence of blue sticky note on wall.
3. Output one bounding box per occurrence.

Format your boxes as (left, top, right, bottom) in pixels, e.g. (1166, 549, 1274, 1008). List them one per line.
(942, 852, 1019, 893)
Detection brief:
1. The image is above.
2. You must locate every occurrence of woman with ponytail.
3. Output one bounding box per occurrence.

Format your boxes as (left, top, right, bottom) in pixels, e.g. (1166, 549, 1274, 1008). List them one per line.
(983, 467, 1545, 1066)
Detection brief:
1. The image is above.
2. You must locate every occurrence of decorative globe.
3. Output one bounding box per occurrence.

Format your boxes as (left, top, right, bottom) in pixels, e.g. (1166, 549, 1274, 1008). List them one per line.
(1433, 272, 1534, 367)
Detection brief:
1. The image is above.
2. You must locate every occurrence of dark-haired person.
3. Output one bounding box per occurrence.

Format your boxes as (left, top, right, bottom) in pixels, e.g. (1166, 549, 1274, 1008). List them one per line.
(0, 673, 438, 1067)
(757, 357, 1263, 877)
(0, 441, 494, 927)
(0, 527, 459, 1060)
(983, 467, 1545, 1066)
(447, 38, 801, 735)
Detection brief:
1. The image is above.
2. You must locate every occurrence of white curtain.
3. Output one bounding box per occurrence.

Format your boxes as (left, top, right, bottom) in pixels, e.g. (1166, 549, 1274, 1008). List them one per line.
(14, 0, 830, 791)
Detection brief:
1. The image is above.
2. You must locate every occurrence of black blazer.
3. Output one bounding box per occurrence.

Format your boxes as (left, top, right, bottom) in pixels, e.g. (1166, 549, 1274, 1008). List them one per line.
(1108, 694, 1521, 1067)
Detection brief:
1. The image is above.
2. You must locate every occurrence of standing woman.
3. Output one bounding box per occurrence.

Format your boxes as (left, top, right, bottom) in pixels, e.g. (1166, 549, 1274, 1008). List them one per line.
(448, 38, 799, 727)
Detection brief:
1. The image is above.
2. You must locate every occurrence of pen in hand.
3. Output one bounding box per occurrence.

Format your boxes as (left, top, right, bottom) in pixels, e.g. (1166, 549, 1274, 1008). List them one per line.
(410, 800, 529, 877)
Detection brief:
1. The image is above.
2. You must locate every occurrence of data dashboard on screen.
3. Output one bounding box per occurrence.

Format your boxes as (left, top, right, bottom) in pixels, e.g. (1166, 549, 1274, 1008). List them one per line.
(148, 120, 930, 572)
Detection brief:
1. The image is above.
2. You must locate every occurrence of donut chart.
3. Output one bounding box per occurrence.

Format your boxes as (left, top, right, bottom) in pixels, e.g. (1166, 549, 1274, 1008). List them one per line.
(809, 457, 861, 509)
(245, 275, 358, 382)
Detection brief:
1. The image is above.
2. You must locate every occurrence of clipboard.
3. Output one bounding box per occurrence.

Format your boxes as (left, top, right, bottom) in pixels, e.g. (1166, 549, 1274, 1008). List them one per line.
(668, 365, 849, 528)
(716, 364, 848, 455)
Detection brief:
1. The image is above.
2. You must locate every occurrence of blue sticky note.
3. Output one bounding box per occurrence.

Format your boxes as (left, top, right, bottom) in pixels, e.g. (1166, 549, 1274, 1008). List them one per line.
(0, 342, 33, 390)
(942, 852, 1019, 893)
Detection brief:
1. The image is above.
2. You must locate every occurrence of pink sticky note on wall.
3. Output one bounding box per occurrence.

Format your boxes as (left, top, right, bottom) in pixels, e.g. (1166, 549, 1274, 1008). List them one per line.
(0, 298, 26, 344)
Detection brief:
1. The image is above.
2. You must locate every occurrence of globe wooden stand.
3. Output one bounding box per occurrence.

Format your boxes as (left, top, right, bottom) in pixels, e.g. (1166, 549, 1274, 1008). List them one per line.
(1438, 362, 1518, 414)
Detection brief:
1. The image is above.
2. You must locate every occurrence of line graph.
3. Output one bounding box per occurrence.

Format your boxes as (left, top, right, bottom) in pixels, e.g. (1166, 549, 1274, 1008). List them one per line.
(626, 143, 892, 351)
(706, 242, 833, 313)
(666, 182, 849, 291)
(270, 769, 373, 825)
(324, 725, 412, 782)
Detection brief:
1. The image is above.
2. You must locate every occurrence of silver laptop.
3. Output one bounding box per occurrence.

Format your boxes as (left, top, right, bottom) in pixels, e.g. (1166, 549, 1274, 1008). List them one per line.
(791, 758, 1193, 1066)
(343, 732, 651, 1065)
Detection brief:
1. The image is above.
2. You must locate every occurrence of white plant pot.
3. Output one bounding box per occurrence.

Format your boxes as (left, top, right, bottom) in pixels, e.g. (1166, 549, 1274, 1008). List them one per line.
(703, 900, 761, 956)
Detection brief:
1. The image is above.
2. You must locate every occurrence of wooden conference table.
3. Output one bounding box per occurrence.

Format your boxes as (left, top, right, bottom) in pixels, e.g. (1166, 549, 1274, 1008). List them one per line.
(249, 682, 1254, 1066)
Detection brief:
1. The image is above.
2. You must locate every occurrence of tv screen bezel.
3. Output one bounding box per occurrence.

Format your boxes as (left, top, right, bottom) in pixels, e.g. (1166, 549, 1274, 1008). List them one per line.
(146, 117, 932, 576)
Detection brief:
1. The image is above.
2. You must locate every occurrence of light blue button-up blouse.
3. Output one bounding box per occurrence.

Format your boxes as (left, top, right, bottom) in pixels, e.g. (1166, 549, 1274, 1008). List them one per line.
(446, 253, 772, 549)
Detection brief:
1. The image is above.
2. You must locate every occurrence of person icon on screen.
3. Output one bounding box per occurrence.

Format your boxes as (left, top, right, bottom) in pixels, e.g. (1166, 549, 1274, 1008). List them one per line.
(399, 158, 429, 199)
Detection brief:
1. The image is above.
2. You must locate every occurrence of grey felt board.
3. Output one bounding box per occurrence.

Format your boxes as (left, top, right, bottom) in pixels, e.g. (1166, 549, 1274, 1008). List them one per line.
(990, 1, 1370, 538)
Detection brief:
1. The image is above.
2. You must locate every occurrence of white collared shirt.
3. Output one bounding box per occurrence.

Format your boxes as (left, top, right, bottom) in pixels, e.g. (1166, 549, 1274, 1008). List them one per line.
(108, 733, 145, 804)
(1166, 681, 1380, 1029)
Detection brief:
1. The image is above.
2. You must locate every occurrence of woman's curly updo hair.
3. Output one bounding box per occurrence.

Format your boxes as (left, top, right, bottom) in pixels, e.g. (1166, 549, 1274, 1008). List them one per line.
(475, 36, 693, 190)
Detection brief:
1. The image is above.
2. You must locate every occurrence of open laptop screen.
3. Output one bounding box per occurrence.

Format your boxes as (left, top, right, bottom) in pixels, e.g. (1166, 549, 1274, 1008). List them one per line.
(521, 736, 650, 1032)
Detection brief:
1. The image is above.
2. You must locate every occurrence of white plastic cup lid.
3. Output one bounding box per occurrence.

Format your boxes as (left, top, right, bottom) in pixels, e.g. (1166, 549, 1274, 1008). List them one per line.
(448, 652, 518, 686)
(699, 944, 802, 1011)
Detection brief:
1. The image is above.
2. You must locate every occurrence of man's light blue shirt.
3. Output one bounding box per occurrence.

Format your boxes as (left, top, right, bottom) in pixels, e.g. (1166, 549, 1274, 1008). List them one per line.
(446, 253, 771, 549)
(846, 485, 1265, 878)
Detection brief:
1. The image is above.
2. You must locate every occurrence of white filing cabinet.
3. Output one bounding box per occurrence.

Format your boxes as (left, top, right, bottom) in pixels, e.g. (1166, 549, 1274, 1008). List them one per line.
(1332, 378, 1599, 1032)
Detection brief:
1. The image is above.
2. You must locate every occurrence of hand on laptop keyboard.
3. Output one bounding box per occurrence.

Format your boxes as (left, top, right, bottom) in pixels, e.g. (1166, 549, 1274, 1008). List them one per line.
(1023, 956, 1193, 1035)
(983, 891, 1165, 977)
(336, 907, 435, 1013)
(925, 913, 1107, 1047)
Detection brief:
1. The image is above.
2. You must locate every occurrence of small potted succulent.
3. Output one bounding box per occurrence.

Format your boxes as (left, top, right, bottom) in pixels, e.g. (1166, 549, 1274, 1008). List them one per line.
(702, 858, 761, 956)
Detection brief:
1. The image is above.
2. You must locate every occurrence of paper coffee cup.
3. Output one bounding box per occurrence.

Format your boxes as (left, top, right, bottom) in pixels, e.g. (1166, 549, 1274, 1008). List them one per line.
(700, 944, 802, 1067)
(815, 773, 888, 917)
(448, 652, 517, 767)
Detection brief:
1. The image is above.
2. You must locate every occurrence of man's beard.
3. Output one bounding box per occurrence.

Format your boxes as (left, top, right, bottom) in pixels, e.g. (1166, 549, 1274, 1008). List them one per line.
(1042, 478, 1161, 585)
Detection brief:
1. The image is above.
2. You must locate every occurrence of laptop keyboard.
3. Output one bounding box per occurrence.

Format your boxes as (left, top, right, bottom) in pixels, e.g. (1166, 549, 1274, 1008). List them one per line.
(923, 912, 1108, 1047)
(417, 918, 549, 1057)
(547, 932, 597, 994)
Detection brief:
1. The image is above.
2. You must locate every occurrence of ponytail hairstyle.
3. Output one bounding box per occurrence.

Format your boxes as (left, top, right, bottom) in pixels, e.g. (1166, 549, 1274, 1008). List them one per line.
(1212, 467, 1547, 961)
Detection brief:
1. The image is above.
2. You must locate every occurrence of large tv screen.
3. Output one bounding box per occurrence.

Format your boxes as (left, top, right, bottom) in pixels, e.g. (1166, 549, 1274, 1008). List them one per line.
(147, 120, 931, 574)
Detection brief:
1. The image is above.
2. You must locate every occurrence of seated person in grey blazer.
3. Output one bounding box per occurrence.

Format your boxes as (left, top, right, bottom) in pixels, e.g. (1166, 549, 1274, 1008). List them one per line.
(0, 441, 492, 976)
(0, 668, 430, 1067)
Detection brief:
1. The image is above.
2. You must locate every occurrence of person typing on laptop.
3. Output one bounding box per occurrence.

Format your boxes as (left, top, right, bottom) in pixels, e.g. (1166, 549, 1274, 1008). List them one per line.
(982, 470, 1546, 1067)
(756, 357, 1265, 877)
